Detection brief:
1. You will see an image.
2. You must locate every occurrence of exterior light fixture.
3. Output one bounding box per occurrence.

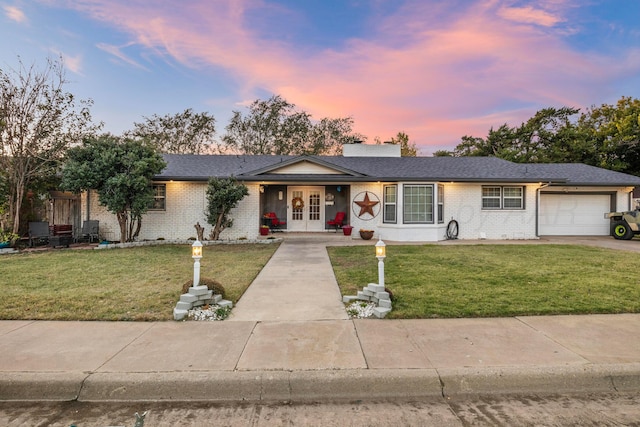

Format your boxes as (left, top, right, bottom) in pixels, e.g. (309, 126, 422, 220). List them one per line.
(375, 237, 386, 287)
(191, 240, 203, 287)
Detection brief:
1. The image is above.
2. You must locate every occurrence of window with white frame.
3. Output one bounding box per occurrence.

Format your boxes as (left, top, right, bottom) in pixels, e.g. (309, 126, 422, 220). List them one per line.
(482, 186, 524, 210)
(437, 184, 444, 223)
(149, 184, 166, 210)
(383, 185, 397, 223)
(403, 184, 433, 223)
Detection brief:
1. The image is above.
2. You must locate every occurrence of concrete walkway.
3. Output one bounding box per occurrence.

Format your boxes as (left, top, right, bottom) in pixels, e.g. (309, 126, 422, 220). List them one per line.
(1, 235, 639, 402)
(229, 239, 348, 321)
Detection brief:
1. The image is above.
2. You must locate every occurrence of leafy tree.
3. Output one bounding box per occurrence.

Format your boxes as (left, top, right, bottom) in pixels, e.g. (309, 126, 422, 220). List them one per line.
(205, 177, 249, 240)
(578, 97, 640, 175)
(444, 98, 640, 176)
(61, 135, 166, 243)
(390, 132, 418, 157)
(222, 95, 364, 155)
(127, 108, 217, 154)
(0, 56, 98, 234)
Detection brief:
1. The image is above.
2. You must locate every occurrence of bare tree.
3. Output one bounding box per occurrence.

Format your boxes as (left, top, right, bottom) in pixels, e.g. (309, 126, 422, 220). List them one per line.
(0, 56, 99, 233)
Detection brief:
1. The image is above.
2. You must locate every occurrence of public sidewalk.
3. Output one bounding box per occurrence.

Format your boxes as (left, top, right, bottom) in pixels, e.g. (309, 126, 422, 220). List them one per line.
(1, 236, 639, 402)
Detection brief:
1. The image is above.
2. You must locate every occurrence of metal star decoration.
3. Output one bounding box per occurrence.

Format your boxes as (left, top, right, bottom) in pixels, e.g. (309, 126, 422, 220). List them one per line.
(355, 192, 379, 217)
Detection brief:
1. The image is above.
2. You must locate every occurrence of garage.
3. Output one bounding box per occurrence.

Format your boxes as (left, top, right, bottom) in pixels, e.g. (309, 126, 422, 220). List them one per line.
(539, 193, 612, 236)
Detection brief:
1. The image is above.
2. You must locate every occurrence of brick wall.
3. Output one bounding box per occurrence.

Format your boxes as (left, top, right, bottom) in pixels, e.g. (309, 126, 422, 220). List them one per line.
(83, 182, 261, 242)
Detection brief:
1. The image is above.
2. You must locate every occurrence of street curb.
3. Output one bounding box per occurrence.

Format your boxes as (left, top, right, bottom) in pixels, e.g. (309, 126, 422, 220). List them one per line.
(439, 364, 640, 398)
(77, 370, 444, 402)
(0, 372, 88, 401)
(2, 365, 639, 402)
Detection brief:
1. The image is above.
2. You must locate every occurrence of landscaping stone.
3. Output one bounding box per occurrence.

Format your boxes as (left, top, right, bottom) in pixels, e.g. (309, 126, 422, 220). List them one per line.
(179, 294, 198, 303)
(218, 300, 233, 309)
(173, 308, 188, 321)
(174, 285, 229, 321)
(344, 282, 393, 318)
(373, 307, 392, 319)
(189, 285, 210, 296)
(356, 291, 371, 301)
(367, 284, 385, 292)
(175, 301, 192, 310)
(378, 299, 392, 308)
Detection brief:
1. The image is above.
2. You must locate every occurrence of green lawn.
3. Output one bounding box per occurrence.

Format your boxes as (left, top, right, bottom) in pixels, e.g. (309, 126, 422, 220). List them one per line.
(328, 244, 640, 318)
(0, 244, 278, 321)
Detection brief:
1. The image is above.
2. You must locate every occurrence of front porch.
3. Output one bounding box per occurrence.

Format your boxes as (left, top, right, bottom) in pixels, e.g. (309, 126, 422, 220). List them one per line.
(259, 184, 351, 233)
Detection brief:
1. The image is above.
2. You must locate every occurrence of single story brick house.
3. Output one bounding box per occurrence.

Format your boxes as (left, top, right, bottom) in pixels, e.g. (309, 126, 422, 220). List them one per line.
(82, 144, 640, 242)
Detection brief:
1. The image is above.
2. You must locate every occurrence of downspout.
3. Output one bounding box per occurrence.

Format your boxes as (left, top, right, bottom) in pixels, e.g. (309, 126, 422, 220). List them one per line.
(535, 182, 551, 237)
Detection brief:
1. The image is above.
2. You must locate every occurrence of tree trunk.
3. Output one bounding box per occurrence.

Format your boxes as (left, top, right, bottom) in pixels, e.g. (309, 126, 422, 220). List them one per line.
(11, 178, 25, 235)
(132, 216, 142, 241)
(194, 222, 205, 241)
(116, 211, 128, 243)
(209, 211, 226, 240)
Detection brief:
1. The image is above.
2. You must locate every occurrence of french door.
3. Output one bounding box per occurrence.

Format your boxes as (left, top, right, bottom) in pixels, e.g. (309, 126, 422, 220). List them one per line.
(288, 186, 324, 231)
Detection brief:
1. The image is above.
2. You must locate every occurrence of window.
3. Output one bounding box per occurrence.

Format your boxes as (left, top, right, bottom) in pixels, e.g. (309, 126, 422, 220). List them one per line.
(149, 184, 166, 210)
(482, 186, 524, 210)
(403, 184, 433, 223)
(383, 185, 397, 223)
(437, 184, 444, 223)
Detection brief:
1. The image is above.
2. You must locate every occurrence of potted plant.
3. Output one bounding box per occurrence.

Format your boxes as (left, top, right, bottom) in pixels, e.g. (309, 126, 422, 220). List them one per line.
(359, 229, 374, 240)
(342, 224, 353, 236)
(259, 225, 270, 236)
(0, 229, 19, 248)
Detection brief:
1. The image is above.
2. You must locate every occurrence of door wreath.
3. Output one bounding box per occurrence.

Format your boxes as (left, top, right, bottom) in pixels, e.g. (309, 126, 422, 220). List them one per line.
(292, 197, 304, 210)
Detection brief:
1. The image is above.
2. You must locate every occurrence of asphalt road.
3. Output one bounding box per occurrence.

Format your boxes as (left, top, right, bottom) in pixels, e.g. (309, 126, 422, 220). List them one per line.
(2, 393, 639, 426)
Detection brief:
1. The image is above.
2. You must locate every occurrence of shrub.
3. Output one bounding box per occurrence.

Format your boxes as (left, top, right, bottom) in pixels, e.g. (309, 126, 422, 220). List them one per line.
(181, 278, 226, 298)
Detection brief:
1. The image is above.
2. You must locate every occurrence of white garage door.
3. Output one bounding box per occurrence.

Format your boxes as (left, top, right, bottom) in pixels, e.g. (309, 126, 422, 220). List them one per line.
(539, 194, 611, 236)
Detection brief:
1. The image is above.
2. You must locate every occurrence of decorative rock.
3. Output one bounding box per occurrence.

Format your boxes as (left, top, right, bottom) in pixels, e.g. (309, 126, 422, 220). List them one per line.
(213, 294, 222, 303)
(343, 283, 394, 318)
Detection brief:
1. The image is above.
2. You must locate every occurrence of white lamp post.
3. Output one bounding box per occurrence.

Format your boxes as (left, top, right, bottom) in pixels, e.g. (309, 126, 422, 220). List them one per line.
(375, 237, 386, 287)
(191, 240, 203, 287)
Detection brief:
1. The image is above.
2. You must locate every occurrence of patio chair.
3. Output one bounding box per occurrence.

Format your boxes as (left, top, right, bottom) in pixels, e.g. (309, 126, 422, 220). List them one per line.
(81, 220, 100, 243)
(327, 211, 346, 232)
(264, 212, 286, 232)
(28, 221, 50, 247)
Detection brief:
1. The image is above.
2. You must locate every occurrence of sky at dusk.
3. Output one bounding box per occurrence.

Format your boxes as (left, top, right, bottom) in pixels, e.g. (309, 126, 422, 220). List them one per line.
(1, 0, 639, 155)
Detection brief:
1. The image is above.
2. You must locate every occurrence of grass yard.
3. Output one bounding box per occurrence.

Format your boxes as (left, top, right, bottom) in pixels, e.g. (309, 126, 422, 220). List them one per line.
(328, 244, 640, 319)
(0, 243, 278, 321)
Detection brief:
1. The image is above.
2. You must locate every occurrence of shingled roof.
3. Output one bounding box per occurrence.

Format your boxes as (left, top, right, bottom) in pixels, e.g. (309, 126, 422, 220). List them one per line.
(156, 154, 640, 186)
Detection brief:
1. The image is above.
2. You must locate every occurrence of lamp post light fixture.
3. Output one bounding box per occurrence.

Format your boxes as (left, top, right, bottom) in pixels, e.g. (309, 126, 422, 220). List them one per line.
(191, 240, 203, 287)
(375, 237, 386, 287)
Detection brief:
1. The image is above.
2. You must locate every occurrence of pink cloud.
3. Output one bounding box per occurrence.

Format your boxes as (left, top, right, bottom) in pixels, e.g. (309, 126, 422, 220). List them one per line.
(3, 5, 27, 23)
(50, 0, 637, 153)
(497, 5, 564, 27)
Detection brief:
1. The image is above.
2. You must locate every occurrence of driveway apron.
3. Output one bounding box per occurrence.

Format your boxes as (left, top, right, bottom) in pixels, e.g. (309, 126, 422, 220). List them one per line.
(228, 240, 349, 321)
